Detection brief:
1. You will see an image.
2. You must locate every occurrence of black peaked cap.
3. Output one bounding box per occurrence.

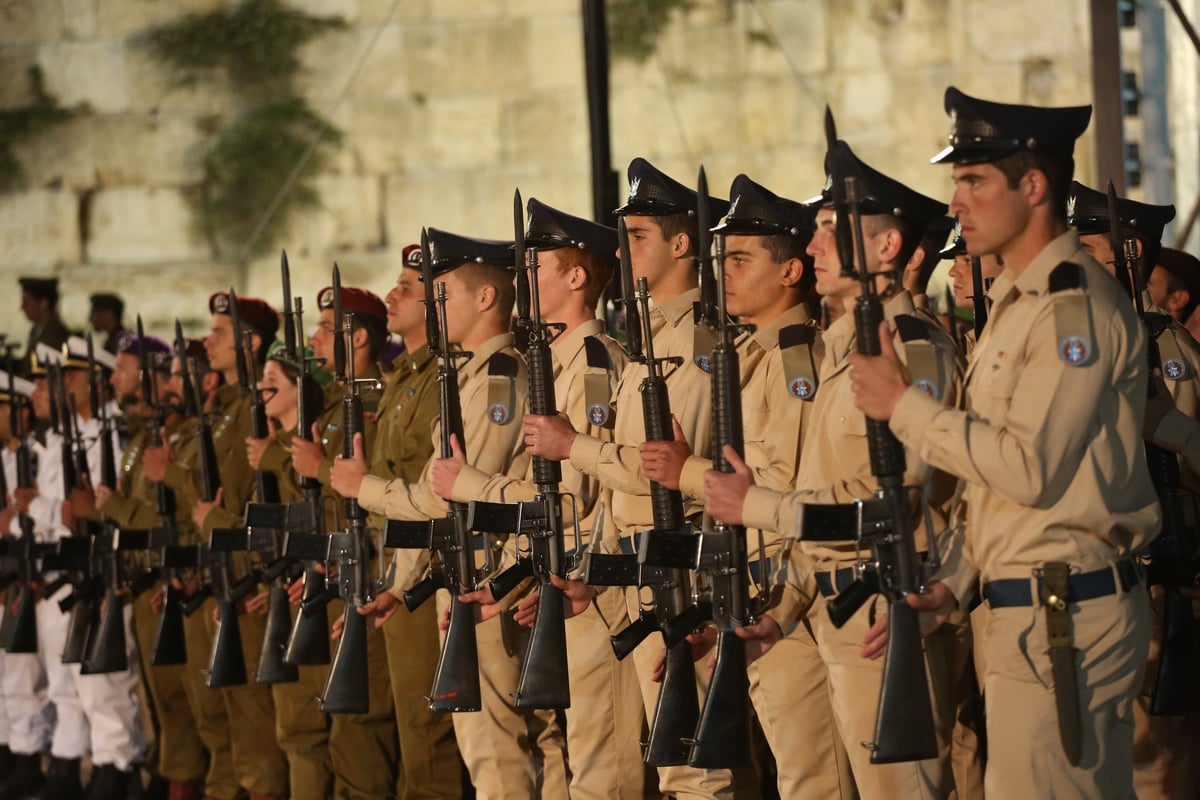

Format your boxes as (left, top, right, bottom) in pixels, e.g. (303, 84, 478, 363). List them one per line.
(615, 157, 729, 221)
(1067, 181, 1176, 240)
(426, 228, 514, 276)
(931, 86, 1091, 164)
(713, 174, 816, 237)
(525, 198, 619, 268)
(809, 140, 948, 232)
(940, 218, 968, 259)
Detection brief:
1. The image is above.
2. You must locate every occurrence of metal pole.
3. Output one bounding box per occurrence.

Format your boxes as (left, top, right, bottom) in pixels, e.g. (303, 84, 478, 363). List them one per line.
(582, 0, 620, 226)
(1090, 0, 1126, 191)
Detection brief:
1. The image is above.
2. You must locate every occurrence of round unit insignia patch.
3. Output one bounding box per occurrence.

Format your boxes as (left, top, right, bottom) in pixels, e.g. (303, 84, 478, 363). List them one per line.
(1058, 335, 1090, 366)
(318, 287, 335, 310)
(913, 378, 938, 399)
(487, 403, 511, 425)
(1164, 358, 1185, 380)
(694, 354, 712, 373)
(788, 376, 815, 399)
(587, 402, 611, 426)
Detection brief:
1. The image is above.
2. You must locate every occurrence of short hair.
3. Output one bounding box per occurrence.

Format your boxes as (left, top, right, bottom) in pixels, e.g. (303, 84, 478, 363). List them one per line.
(653, 212, 698, 256)
(457, 261, 516, 319)
(760, 233, 815, 297)
(351, 314, 389, 361)
(993, 150, 1074, 223)
(862, 213, 922, 273)
(913, 230, 947, 293)
(552, 248, 615, 309)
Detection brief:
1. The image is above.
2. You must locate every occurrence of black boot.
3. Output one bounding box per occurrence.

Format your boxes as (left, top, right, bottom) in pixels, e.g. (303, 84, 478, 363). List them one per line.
(0, 753, 45, 800)
(0, 747, 15, 784)
(84, 764, 132, 800)
(38, 756, 81, 800)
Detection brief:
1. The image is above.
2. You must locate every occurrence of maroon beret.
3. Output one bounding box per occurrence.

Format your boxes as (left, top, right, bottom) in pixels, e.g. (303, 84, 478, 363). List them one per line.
(402, 244, 422, 269)
(316, 285, 387, 322)
(209, 292, 279, 338)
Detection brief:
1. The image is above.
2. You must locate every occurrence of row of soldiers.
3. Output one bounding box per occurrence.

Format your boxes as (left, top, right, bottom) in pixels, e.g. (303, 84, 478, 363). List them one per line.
(0, 84, 1198, 800)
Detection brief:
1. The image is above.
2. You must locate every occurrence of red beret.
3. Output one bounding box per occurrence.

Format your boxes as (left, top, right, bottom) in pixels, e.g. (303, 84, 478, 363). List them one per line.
(208, 292, 279, 338)
(316, 285, 387, 322)
(402, 244, 422, 269)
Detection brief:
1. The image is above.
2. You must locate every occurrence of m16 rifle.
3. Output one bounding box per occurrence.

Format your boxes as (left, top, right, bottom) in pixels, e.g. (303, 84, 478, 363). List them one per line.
(1107, 183, 1200, 716)
(817, 109, 939, 763)
(386, 229, 483, 713)
(1, 348, 42, 653)
(465, 190, 580, 710)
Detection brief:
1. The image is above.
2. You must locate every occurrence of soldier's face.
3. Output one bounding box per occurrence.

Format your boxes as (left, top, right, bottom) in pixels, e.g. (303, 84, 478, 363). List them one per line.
(1078, 233, 1117, 276)
(31, 378, 49, 420)
(808, 209, 858, 301)
(310, 309, 336, 368)
(205, 315, 236, 373)
(621, 216, 677, 289)
(723, 235, 789, 319)
(949, 162, 1030, 257)
(386, 268, 426, 338)
(533, 249, 572, 320)
(261, 360, 297, 423)
(947, 253, 1003, 308)
(110, 352, 141, 406)
(438, 271, 475, 345)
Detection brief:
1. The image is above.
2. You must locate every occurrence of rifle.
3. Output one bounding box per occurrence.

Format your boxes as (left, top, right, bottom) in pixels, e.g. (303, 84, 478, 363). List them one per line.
(79, 333, 130, 675)
(465, 190, 579, 710)
(387, 229, 483, 713)
(1, 348, 41, 653)
(1108, 183, 1200, 715)
(819, 108, 939, 763)
(312, 264, 381, 714)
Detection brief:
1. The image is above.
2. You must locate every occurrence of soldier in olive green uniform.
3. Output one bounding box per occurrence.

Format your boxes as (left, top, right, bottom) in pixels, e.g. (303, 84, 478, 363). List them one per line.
(98, 333, 207, 799)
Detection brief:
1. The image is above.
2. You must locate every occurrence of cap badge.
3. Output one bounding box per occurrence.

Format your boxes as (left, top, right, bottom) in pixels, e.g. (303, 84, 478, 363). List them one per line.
(213, 294, 230, 313)
(629, 176, 641, 199)
(728, 194, 741, 217)
(1066, 193, 1077, 219)
(319, 287, 335, 310)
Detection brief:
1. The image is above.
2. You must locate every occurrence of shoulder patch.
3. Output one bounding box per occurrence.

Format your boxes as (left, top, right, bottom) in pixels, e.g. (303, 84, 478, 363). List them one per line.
(584, 335, 612, 370)
(486, 351, 519, 377)
(1156, 323, 1194, 382)
(892, 313, 931, 344)
(780, 323, 819, 401)
(1048, 262, 1095, 367)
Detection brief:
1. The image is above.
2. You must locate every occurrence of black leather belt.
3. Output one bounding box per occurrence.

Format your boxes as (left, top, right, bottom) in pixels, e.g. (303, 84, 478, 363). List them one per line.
(983, 559, 1140, 608)
(814, 566, 858, 598)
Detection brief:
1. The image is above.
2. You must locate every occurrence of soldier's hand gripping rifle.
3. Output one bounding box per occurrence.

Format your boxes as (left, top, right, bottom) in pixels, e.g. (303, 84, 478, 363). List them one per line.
(1108, 183, 1200, 716)
(819, 109, 939, 764)
(386, 229, 483, 713)
(2, 349, 41, 654)
(312, 264, 384, 714)
(465, 190, 580, 710)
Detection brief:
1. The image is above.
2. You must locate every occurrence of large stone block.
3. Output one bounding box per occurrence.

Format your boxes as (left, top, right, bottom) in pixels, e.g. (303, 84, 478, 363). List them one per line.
(0, 46, 38, 110)
(90, 114, 207, 187)
(37, 41, 131, 114)
(0, 0, 63, 46)
(0, 189, 80, 269)
(123, 41, 237, 116)
(384, 167, 532, 244)
(744, 0, 828, 78)
(343, 97, 425, 174)
(277, 174, 383, 256)
(287, 0, 359, 23)
(403, 18, 531, 97)
(86, 187, 210, 265)
(358, 0, 430, 23)
(525, 14, 585, 92)
(60, 0, 97, 40)
(8, 115, 97, 193)
(94, 0, 228, 39)
(426, 95, 505, 169)
(963, 0, 1089, 63)
(504, 92, 588, 166)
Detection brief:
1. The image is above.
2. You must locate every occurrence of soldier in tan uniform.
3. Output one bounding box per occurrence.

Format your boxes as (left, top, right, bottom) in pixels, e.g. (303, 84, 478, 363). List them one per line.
(637, 174, 852, 800)
(525, 159, 758, 800)
(943, 221, 1003, 359)
(192, 293, 289, 800)
(704, 141, 964, 800)
(97, 333, 207, 800)
(331, 229, 568, 800)
(325, 247, 462, 800)
(849, 87, 1160, 798)
(431, 200, 646, 800)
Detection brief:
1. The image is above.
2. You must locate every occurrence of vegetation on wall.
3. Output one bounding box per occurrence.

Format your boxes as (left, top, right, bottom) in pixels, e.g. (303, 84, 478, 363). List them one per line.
(608, 0, 697, 62)
(142, 0, 345, 258)
(0, 67, 78, 193)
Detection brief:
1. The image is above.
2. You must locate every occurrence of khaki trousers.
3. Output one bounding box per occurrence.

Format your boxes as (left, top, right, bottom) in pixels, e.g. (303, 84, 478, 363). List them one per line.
(183, 598, 238, 800)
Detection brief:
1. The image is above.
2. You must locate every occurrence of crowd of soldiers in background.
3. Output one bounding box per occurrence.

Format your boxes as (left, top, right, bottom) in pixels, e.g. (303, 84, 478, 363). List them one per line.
(0, 85, 1198, 800)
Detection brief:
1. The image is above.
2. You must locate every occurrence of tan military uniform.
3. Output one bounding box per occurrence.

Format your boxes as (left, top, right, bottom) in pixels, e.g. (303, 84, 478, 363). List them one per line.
(100, 414, 207, 786)
(676, 304, 853, 800)
(450, 319, 647, 800)
(742, 289, 963, 800)
(889, 231, 1160, 797)
(359, 333, 569, 800)
(567, 288, 753, 799)
(160, 415, 240, 799)
(363, 344, 461, 800)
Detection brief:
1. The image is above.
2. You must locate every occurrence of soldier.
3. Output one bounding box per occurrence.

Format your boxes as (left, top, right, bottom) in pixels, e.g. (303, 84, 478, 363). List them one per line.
(18, 278, 71, 373)
(325, 246, 462, 800)
(88, 295, 127, 356)
(0, 369, 50, 800)
(282, 283, 399, 800)
(1152, 248, 1200, 326)
(331, 229, 568, 800)
(849, 86, 1159, 797)
(524, 158, 753, 799)
(95, 332, 208, 800)
(192, 293, 289, 800)
(638, 173, 854, 800)
(704, 141, 964, 800)
(430, 199, 644, 800)
(942, 221, 1003, 356)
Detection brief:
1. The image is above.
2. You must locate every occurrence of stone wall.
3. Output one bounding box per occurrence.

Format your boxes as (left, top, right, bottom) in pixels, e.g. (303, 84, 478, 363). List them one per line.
(0, 0, 1099, 344)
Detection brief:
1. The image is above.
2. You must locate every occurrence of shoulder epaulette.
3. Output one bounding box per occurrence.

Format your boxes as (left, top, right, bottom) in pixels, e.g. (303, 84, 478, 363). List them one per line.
(893, 313, 931, 344)
(583, 335, 612, 371)
(1048, 261, 1085, 293)
(486, 350, 518, 377)
(779, 323, 816, 349)
(780, 323, 819, 401)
